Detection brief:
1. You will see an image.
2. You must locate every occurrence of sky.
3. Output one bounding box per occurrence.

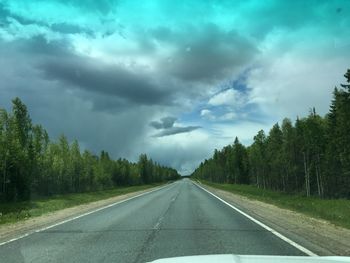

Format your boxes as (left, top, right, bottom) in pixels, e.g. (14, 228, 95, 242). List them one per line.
(0, 0, 349, 174)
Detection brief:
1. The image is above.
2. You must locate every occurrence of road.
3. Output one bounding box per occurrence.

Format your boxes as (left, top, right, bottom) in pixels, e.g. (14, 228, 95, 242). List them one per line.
(0, 179, 306, 262)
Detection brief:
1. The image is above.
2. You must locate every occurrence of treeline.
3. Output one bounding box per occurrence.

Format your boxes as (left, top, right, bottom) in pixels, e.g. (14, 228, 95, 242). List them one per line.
(192, 69, 350, 199)
(0, 98, 180, 202)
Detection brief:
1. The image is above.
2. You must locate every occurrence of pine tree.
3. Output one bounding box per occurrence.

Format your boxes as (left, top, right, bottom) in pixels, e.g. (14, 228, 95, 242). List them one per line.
(266, 123, 283, 190)
(281, 118, 297, 192)
(139, 154, 149, 184)
(9, 98, 33, 200)
(232, 137, 249, 184)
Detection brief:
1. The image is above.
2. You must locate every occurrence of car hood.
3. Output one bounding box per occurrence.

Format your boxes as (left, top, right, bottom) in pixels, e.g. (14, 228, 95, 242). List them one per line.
(149, 254, 350, 263)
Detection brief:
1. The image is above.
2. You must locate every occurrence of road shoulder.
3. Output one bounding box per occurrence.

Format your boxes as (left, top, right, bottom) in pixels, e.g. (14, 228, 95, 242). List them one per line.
(195, 181, 350, 256)
(0, 184, 167, 245)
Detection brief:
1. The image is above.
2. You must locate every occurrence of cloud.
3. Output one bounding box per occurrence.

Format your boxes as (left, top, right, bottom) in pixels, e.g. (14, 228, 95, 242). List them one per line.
(150, 116, 177, 129)
(200, 108, 237, 122)
(1, 0, 119, 24)
(209, 89, 240, 106)
(145, 129, 215, 174)
(0, 2, 94, 37)
(200, 109, 215, 121)
(158, 24, 258, 82)
(247, 55, 349, 119)
(153, 126, 200, 137)
(0, 36, 173, 109)
(246, 22, 350, 120)
(8, 35, 71, 55)
(202, 87, 247, 123)
(200, 109, 212, 117)
(212, 120, 274, 145)
(39, 55, 171, 105)
(150, 116, 200, 137)
(50, 23, 94, 35)
(219, 112, 236, 121)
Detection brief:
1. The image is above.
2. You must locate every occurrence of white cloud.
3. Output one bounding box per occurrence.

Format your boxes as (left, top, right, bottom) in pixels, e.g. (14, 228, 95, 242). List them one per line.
(247, 54, 348, 120)
(201, 109, 237, 122)
(200, 109, 211, 116)
(208, 88, 247, 110)
(219, 112, 236, 121)
(212, 121, 273, 146)
(145, 129, 214, 174)
(246, 24, 350, 121)
(208, 89, 238, 106)
(200, 109, 215, 120)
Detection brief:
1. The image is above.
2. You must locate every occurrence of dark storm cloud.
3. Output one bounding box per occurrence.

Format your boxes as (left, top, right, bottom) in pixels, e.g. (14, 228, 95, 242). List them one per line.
(150, 116, 177, 129)
(0, 35, 173, 111)
(2, 36, 170, 107)
(39, 56, 170, 105)
(153, 126, 200, 137)
(0, 36, 75, 69)
(156, 24, 258, 82)
(149, 121, 163, 129)
(160, 116, 177, 129)
(150, 117, 200, 137)
(0, 37, 160, 161)
(16, 35, 73, 56)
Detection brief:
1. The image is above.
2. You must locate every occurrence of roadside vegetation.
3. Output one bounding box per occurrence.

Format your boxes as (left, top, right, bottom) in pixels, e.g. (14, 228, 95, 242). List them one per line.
(199, 180, 350, 229)
(192, 69, 350, 200)
(0, 183, 163, 225)
(0, 99, 180, 204)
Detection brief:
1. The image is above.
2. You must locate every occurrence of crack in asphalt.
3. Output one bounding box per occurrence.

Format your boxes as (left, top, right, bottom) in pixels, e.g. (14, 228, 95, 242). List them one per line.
(132, 190, 180, 263)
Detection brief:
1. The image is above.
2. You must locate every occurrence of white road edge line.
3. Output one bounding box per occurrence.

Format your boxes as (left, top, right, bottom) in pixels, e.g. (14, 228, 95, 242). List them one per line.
(193, 181, 318, 257)
(0, 182, 175, 247)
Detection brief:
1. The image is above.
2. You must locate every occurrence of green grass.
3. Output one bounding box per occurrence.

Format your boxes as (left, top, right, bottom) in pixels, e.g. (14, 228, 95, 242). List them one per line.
(198, 180, 350, 229)
(0, 183, 163, 225)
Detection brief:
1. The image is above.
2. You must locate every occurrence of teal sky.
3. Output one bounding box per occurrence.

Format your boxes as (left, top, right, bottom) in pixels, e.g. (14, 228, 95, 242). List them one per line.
(0, 0, 349, 174)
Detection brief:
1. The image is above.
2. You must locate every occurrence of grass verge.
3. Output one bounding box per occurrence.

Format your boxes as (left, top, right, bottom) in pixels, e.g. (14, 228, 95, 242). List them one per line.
(198, 180, 350, 229)
(0, 183, 163, 225)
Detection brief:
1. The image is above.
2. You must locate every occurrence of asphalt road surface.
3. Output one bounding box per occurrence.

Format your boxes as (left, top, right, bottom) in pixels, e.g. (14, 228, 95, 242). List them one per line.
(0, 179, 306, 263)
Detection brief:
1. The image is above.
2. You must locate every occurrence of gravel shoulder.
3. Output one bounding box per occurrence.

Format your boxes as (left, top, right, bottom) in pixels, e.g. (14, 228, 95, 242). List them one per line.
(199, 182, 350, 256)
(0, 185, 165, 244)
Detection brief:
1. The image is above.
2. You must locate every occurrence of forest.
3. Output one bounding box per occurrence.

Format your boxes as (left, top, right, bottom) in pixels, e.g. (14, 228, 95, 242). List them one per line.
(192, 69, 350, 199)
(0, 100, 180, 202)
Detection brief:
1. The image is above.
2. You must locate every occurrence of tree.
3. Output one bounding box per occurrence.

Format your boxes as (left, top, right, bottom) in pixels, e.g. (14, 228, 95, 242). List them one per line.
(324, 69, 350, 198)
(139, 154, 149, 184)
(8, 98, 33, 200)
(281, 118, 297, 192)
(70, 140, 82, 192)
(266, 123, 284, 190)
(0, 98, 179, 203)
(192, 69, 350, 199)
(0, 109, 9, 201)
(232, 137, 249, 184)
(31, 125, 49, 195)
(249, 130, 268, 189)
